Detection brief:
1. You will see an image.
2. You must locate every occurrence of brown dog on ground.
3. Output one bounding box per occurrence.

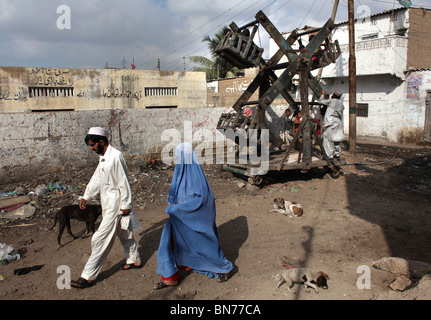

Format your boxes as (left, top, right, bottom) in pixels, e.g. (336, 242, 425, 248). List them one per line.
(49, 204, 102, 247)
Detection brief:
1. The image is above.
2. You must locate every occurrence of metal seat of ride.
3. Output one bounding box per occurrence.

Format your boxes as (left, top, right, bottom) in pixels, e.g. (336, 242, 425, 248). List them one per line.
(215, 31, 264, 69)
(217, 111, 254, 131)
(310, 40, 341, 70)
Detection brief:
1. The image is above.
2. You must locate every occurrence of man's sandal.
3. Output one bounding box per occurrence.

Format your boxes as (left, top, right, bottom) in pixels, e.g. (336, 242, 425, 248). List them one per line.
(71, 277, 94, 289)
(120, 263, 142, 270)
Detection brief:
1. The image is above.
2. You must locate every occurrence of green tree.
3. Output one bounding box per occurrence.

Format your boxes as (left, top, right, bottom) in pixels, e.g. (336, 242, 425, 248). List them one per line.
(189, 26, 244, 80)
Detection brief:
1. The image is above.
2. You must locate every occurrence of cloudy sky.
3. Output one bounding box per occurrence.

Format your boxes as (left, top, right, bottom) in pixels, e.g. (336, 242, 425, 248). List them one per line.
(0, 0, 428, 71)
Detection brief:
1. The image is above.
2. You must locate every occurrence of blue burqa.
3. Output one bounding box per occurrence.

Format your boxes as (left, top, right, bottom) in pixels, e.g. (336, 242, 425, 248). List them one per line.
(156, 143, 233, 279)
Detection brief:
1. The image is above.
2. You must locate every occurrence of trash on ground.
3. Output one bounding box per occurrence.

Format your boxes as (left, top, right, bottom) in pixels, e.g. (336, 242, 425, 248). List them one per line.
(0, 243, 21, 265)
(290, 186, 300, 193)
(13, 265, 44, 276)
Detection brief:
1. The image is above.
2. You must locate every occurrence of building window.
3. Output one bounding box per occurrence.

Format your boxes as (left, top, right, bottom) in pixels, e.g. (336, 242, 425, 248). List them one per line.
(145, 87, 178, 97)
(357, 103, 369, 117)
(29, 87, 74, 98)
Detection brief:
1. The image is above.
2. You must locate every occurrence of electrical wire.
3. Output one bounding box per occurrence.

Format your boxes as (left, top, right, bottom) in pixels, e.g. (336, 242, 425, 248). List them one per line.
(162, 0, 294, 70)
(298, 0, 318, 28)
(356, 0, 409, 63)
(161, 0, 286, 70)
(342, 149, 401, 165)
(142, 0, 430, 71)
(136, 0, 268, 69)
(371, 0, 431, 9)
(134, 0, 250, 64)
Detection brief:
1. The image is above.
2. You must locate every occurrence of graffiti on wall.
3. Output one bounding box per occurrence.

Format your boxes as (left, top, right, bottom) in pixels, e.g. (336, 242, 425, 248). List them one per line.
(30, 68, 74, 87)
(103, 88, 142, 101)
(225, 79, 251, 93)
(1, 91, 25, 101)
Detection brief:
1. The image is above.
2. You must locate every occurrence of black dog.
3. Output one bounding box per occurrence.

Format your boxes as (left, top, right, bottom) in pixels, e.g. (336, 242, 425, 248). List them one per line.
(49, 204, 102, 247)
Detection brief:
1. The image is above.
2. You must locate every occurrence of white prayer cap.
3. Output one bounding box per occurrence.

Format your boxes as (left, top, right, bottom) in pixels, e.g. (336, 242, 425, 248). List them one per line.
(87, 127, 107, 137)
(333, 90, 342, 98)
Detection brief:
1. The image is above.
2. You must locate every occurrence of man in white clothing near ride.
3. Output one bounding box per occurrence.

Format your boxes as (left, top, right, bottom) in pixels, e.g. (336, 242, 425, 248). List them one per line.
(71, 127, 141, 289)
(319, 90, 345, 161)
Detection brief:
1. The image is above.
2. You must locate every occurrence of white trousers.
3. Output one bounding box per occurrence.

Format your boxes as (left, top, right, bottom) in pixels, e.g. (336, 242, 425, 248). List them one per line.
(322, 137, 341, 159)
(81, 214, 140, 281)
(283, 131, 293, 145)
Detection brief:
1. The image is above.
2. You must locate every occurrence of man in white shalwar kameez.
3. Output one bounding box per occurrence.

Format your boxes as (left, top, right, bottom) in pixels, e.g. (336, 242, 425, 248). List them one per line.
(319, 91, 345, 160)
(71, 127, 141, 289)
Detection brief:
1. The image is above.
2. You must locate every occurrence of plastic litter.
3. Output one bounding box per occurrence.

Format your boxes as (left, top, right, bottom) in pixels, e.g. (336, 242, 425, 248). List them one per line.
(0, 243, 21, 265)
(290, 186, 300, 193)
(120, 211, 142, 232)
(34, 184, 49, 197)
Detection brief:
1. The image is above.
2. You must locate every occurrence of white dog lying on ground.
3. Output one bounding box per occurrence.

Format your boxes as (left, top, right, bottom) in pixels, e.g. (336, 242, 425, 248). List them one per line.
(275, 268, 329, 293)
(269, 197, 303, 218)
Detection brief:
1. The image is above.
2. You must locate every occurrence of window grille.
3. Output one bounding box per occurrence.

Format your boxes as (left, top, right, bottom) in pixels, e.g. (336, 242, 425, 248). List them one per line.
(29, 87, 74, 98)
(357, 103, 369, 117)
(144, 87, 178, 97)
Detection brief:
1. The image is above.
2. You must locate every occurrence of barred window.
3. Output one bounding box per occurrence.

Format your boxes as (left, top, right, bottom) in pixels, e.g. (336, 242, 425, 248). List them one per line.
(357, 103, 369, 117)
(29, 87, 74, 98)
(144, 87, 178, 97)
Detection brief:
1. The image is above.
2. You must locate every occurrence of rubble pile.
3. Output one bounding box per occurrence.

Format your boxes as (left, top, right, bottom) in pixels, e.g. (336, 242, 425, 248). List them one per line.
(0, 161, 227, 227)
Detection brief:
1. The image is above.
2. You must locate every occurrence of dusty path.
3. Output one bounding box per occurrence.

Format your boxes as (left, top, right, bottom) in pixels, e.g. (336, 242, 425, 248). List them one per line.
(1, 141, 430, 302)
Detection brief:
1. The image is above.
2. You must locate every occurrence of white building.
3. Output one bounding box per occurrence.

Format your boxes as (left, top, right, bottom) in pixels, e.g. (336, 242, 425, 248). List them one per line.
(269, 7, 431, 144)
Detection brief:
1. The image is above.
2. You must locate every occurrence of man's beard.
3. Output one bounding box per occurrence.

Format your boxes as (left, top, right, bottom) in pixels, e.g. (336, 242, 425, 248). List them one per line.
(95, 145, 104, 154)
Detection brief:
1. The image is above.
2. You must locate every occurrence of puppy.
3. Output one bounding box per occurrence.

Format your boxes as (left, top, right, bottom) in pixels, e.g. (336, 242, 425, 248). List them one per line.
(275, 268, 329, 293)
(270, 197, 303, 217)
(49, 204, 102, 247)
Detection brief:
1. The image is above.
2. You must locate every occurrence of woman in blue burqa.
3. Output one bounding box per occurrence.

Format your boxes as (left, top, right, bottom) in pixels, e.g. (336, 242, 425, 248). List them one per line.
(153, 142, 234, 290)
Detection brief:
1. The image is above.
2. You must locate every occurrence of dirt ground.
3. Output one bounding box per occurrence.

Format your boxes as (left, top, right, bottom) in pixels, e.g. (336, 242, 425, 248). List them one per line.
(1, 140, 431, 302)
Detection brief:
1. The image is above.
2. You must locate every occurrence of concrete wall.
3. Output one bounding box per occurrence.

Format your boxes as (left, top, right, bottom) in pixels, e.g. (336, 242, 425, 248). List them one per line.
(0, 103, 294, 183)
(0, 66, 207, 112)
(321, 74, 405, 142)
(207, 68, 259, 108)
(0, 107, 227, 183)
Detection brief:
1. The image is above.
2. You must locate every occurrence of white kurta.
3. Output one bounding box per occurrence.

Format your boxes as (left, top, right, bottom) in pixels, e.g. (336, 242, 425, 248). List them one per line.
(319, 96, 345, 159)
(81, 145, 140, 281)
(320, 97, 345, 142)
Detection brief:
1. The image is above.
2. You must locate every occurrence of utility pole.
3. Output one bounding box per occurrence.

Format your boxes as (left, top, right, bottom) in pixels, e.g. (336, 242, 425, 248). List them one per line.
(348, 0, 357, 154)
